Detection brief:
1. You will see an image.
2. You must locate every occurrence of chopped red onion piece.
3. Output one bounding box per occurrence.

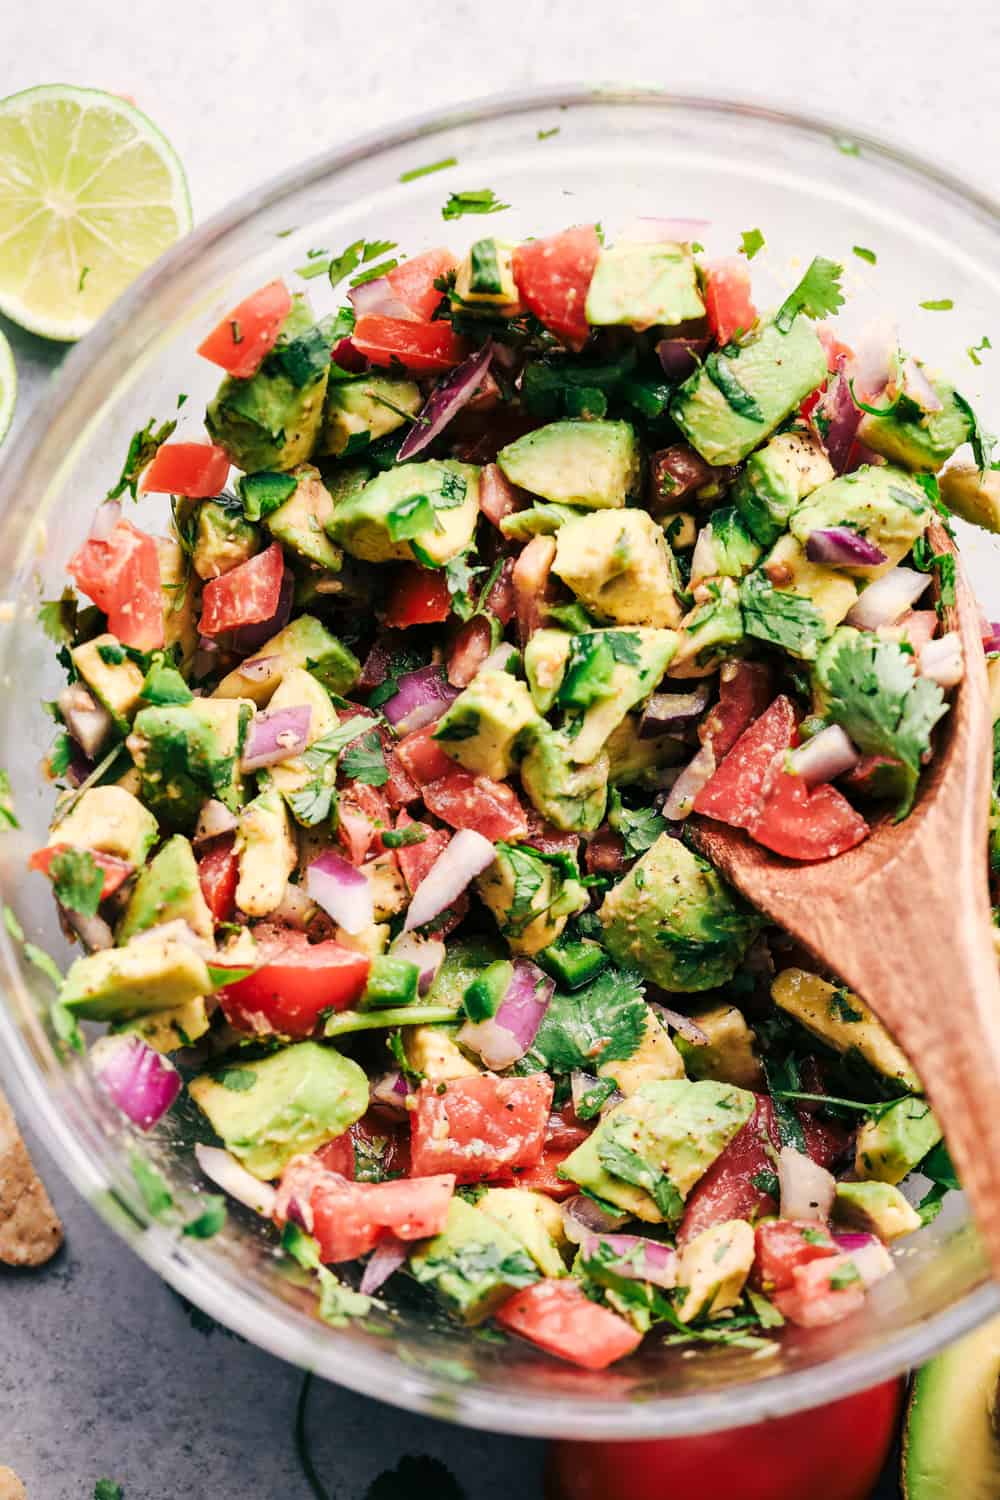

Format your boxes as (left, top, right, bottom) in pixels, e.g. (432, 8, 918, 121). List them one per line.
(237, 653, 287, 685)
(851, 317, 898, 402)
(847, 567, 932, 630)
(662, 742, 716, 821)
(403, 829, 495, 932)
(787, 725, 861, 785)
(64, 906, 115, 952)
(817, 371, 863, 474)
(389, 931, 446, 995)
(570, 1070, 600, 1115)
(360, 1234, 408, 1295)
(561, 1195, 630, 1245)
(241, 704, 312, 771)
(348, 277, 417, 321)
(58, 683, 112, 760)
(91, 1033, 181, 1131)
(370, 1070, 413, 1113)
(271, 880, 318, 930)
(622, 217, 710, 243)
(195, 1142, 277, 1216)
(457, 1016, 524, 1071)
(460, 960, 553, 1070)
(650, 1003, 709, 1045)
(984, 621, 1000, 654)
(90, 499, 122, 540)
(656, 337, 710, 380)
(831, 1235, 894, 1287)
(381, 666, 459, 736)
(397, 340, 495, 461)
(919, 631, 963, 687)
(806, 527, 887, 568)
(480, 644, 519, 675)
(307, 850, 374, 934)
(898, 357, 943, 413)
(193, 799, 240, 846)
(230, 568, 294, 655)
(332, 336, 368, 373)
(778, 1145, 836, 1223)
(640, 684, 711, 737)
(581, 1232, 678, 1289)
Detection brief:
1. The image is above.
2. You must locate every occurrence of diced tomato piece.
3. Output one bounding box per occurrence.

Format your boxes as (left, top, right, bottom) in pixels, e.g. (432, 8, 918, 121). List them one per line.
(703, 259, 758, 347)
(752, 768, 869, 861)
(774, 1253, 868, 1329)
(352, 316, 470, 374)
(513, 534, 557, 643)
(350, 1113, 411, 1180)
(337, 782, 390, 864)
(410, 1073, 553, 1182)
(140, 442, 231, 498)
(199, 541, 284, 637)
(422, 769, 529, 841)
(219, 931, 370, 1036)
(67, 518, 164, 652)
(648, 444, 723, 514)
(816, 322, 855, 371)
(478, 463, 524, 528)
(28, 844, 133, 900)
(197, 835, 238, 922)
(359, 631, 405, 692)
(394, 725, 457, 786)
(395, 813, 451, 894)
(693, 695, 798, 829)
(800, 1108, 851, 1169)
(383, 565, 453, 629)
(196, 279, 293, 379)
(386, 249, 456, 321)
(699, 661, 774, 760)
(753, 1218, 839, 1294)
(496, 1280, 642, 1370)
(309, 1171, 456, 1263)
(894, 609, 938, 654)
(508, 1145, 580, 1200)
(511, 226, 600, 351)
(382, 739, 420, 809)
(485, 556, 517, 626)
(799, 387, 823, 422)
(447, 616, 493, 688)
(545, 1104, 592, 1152)
(314, 1133, 356, 1179)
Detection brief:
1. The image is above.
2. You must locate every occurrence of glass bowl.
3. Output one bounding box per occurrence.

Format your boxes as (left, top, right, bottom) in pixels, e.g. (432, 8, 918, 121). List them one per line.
(2, 86, 999, 1441)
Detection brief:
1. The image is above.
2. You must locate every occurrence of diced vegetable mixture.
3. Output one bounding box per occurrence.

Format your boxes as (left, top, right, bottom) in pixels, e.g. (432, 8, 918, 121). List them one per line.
(25, 218, 1000, 1369)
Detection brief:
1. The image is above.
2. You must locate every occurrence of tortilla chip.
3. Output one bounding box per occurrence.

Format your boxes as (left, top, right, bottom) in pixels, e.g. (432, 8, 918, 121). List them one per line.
(0, 1467, 27, 1499)
(0, 1088, 63, 1266)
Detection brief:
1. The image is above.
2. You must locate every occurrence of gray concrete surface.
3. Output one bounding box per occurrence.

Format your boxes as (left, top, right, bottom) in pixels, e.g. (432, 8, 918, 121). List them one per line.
(3, 0, 998, 1491)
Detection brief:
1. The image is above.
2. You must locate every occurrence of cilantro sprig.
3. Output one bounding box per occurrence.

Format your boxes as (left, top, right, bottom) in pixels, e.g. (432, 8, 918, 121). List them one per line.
(774, 256, 845, 333)
(442, 189, 510, 221)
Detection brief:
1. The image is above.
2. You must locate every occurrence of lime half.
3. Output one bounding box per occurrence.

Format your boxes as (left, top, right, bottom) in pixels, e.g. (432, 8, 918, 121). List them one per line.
(0, 84, 191, 341)
(0, 327, 15, 444)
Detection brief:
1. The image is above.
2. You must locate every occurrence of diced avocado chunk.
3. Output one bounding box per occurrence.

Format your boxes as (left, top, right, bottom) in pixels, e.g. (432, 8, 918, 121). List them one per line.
(116, 995, 211, 1052)
(409, 1197, 539, 1324)
(599, 834, 759, 991)
(519, 723, 609, 833)
(524, 630, 573, 714)
(668, 577, 746, 679)
(60, 930, 212, 1021)
(675, 1220, 755, 1323)
(552, 509, 683, 628)
(478, 1187, 568, 1278)
(742, 536, 858, 659)
(117, 834, 214, 943)
(597, 1010, 685, 1095)
(476, 842, 588, 956)
(833, 1180, 922, 1240)
(771, 968, 921, 1091)
(603, 713, 686, 787)
(585, 240, 704, 331)
(453, 238, 522, 315)
(263, 667, 340, 819)
(903, 1314, 1000, 1500)
(321, 373, 421, 457)
(192, 500, 260, 581)
(189, 1041, 369, 1180)
(497, 420, 640, 510)
(432, 669, 540, 780)
(71, 634, 145, 731)
(672, 317, 828, 466)
(858, 377, 972, 473)
(500, 502, 582, 542)
(675, 1003, 764, 1090)
(205, 299, 329, 472)
(157, 536, 199, 672)
(732, 430, 835, 547)
(423, 935, 507, 1011)
(855, 1096, 942, 1186)
(263, 466, 342, 570)
(939, 462, 1000, 533)
(559, 1079, 755, 1222)
(128, 698, 253, 831)
(49, 785, 158, 868)
(213, 614, 360, 706)
(689, 507, 762, 586)
(234, 785, 297, 917)
(405, 1025, 481, 1081)
(789, 464, 929, 573)
(560, 628, 678, 764)
(327, 460, 479, 565)
(360, 955, 419, 1010)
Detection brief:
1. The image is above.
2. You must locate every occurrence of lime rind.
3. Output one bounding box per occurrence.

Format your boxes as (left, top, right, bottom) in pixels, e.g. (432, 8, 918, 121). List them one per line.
(0, 328, 15, 445)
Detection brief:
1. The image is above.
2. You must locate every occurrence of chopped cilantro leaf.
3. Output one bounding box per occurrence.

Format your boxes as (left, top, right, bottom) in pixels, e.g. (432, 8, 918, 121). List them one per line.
(302, 714, 375, 769)
(834, 137, 861, 155)
(130, 1151, 174, 1219)
(746, 1288, 785, 1328)
(968, 335, 992, 366)
(381, 824, 428, 850)
(399, 156, 458, 183)
(0, 769, 18, 829)
(608, 790, 666, 859)
(442, 189, 510, 221)
(920, 299, 954, 311)
(24, 942, 64, 989)
(852, 246, 877, 265)
(916, 1181, 949, 1226)
(350, 257, 400, 288)
(182, 1195, 227, 1239)
(340, 730, 388, 786)
(751, 1169, 780, 1198)
(106, 417, 177, 500)
(605, 631, 642, 666)
(50, 999, 85, 1056)
(598, 1118, 684, 1222)
(326, 238, 399, 289)
(774, 257, 845, 333)
(829, 1261, 862, 1290)
(704, 351, 764, 421)
(141, 658, 193, 706)
(740, 571, 828, 657)
(739, 228, 765, 260)
(94, 1483, 124, 1500)
(537, 127, 560, 141)
(286, 780, 336, 826)
(444, 551, 484, 621)
(525, 966, 646, 1074)
(830, 988, 863, 1023)
(49, 847, 104, 917)
(953, 389, 996, 473)
(38, 591, 79, 645)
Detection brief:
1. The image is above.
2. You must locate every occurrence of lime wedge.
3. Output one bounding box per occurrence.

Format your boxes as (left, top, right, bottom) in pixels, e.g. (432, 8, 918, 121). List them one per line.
(0, 327, 15, 444)
(0, 84, 191, 342)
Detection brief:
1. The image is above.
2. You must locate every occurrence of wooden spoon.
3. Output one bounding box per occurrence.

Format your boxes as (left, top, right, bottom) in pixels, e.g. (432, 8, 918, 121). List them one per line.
(688, 518, 1000, 1273)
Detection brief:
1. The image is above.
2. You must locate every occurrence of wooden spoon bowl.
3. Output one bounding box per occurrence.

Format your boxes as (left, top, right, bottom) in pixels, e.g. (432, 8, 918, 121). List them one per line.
(689, 519, 1000, 1273)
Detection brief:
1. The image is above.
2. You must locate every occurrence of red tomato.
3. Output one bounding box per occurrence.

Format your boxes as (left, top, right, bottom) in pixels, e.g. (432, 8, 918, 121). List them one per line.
(197, 836, 238, 922)
(311, 1172, 456, 1263)
(337, 782, 390, 864)
(394, 726, 456, 786)
(383, 566, 452, 628)
(140, 442, 231, 498)
(314, 1133, 356, 1179)
(817, 321, 855, 371)
(699, 661, 774, 760)
(897, 608, 938, 653)
(28, 844, 133, 899)
(199, 541, 284, 636)
(703, 259, 758, 346)
(315, 1117, 412, 1181)
(219, 930, 370, 1036)
(547, 1380, 904, 1500)
(422, 769, 529, 841)
(447, 616, 493, 688)
(67, 518, 164, 651)
(511, 226, 600, 351)
(386, 249, 456, 321)
(196, 279, 292, 379)
(382, 738, 420, 809)
(752, 767, 869, 861)
(497, 1280, 641, 1371)
(775, 1252, 869, 1328)
(478, 463, 524, 528)
(694, 695, 798, 829)
(395, 815, 451, 894)
(753, 1218, 839, 1294)
(409, 1073, 553, 1182)
(352, 316, 470, 373)
(507, 1145, 580, 1200)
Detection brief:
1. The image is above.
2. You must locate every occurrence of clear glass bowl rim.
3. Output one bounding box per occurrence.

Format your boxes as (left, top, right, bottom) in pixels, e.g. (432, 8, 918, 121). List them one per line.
(2, 82, 999, 1440)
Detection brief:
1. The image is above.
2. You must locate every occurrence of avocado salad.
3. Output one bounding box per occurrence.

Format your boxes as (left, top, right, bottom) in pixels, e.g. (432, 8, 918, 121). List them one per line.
(26, 220, 1000, 1370)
